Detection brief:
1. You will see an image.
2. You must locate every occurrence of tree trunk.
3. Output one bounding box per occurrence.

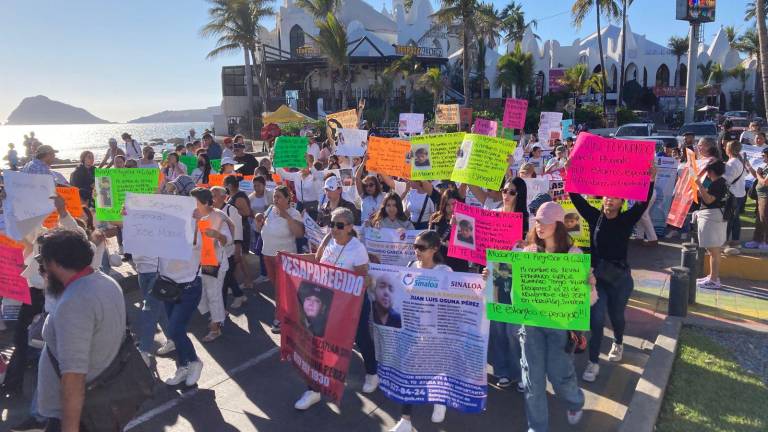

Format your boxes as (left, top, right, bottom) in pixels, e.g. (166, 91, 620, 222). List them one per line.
(341, 67, 349, 110)
(243, 47, 256, 138)
(462, 16, 471, 107)
(384, 99, 390, 124)
(618, 0, 628, 107)
(250, 47, 266, 117)
(409, 79, 416, 113)
(674, 54, 681, 109)
(596, 2, 608, 116)
(759, 0, 768, 119)
(742, 79, 747, 110)
(329, 69, 336, 111)
(757, 50, 764, 114)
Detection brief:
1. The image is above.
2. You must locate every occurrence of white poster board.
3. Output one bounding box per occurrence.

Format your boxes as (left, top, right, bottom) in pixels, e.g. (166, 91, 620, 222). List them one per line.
(122, 193, 196, 260)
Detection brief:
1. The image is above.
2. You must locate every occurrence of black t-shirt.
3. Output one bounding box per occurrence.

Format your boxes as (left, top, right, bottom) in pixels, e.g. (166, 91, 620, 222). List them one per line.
(701, 177, 728, 209)
(495, 275, 513, 304)
(235, 154, 259, 176)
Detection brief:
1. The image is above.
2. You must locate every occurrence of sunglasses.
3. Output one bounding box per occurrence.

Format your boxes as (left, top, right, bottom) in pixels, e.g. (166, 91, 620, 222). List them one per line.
(502, 189, 517, 195)
(331, 221, 347, 230)
(413, 244, 430, 251)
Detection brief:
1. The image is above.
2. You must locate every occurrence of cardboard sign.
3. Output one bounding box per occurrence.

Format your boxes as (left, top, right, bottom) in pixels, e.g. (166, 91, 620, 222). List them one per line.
(486, 249, 591, 330)
(273, 136, 309, 169)
(43, 186, 84, 228)
(564, 133, 654, 201)
(277, 253, 366, 403)
(409, 133, 465, 180)
(326, 109, 358, 129)
(450, 134, 517, 189)
(366, 136, 411, 179)
(460, 108, 473, 130)
(3, 171, 55, 221)
(95, 168, 160, 221)
(537, 112, 563, 149)
(502, 98, 528, 130)
(448, 202, 524, 265)
(398, 113, 425, 135)
(335, 128, 368, 157)
(473, 118, 498, 137)
(435, 104, 460, 125)
(198, 219, 219, 266)
(122, 193, 196, 260)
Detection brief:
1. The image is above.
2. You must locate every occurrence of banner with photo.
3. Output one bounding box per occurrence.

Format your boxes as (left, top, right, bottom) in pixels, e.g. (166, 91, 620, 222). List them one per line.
(369, 263, 489, 412)
(537, 112, 563, 149)
(362, 227, 420, 266)
(435, 104, 460, 125)
(450, 134, 517, 190)
(447, 202, 524, 265)
(409, 133, 465, 180)
(558, 198, 626, 248)
(398, 113, 425, 136)
(648, 156, 678, 234)
(95, 168, 160, 221)
(276, 253, 366, 403)
(335, 128, 368, 157)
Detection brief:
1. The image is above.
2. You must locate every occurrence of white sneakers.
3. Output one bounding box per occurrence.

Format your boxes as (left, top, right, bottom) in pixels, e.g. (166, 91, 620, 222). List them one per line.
(164, 360, 204, 386)
(362, 374, 379, 393)
(156, 340, 176, 356)
(567, 409, 584, 425)
(294, 390, 322, 410)
(253, 275, 270, 284)
(431, 404, 446, 423)
(608, 343, 624, 362)
(230, 296, 247, 309)
(389, 419, 415, 432)
(582, 361, 600, 382)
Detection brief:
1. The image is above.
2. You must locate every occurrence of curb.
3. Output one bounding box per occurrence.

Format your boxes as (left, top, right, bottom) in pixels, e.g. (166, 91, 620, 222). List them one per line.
(618, 316, 682, 432)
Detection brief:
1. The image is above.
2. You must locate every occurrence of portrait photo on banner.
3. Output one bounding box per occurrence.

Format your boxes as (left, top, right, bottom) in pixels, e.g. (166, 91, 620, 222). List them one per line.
(297, 282, 335, 338)
(370, 271, 404, 329)
(454, 214, 476, 249)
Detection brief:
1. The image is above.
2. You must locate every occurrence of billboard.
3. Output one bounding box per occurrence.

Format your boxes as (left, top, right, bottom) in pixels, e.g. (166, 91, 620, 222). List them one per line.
(548, 69, 565, 93)
(676, 0, 715, 23)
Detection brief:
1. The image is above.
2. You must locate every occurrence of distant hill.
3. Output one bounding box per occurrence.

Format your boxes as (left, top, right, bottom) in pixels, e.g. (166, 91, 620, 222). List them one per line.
(128, 106, 221, 123)
(6, 95, 111, 125)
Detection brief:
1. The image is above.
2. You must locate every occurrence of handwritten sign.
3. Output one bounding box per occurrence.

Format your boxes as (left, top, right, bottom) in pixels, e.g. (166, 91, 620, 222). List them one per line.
(559, 198, 626, 247)
(366, 136, 411, 179)
(198, 219, 219, 266)
(335, 128, 368, 157)
(122, 193, 196, 259)
(447, 202, 523, 265)
(450, 134, 517, 189)
(326, 109, 358, 129)
(435, 104, 460, 125)
(473, 118, 498, 137)
(180, 155, 198, 174)
(273, 136, 309, 169)
(0, 243, 31, 304)
(409, 133, 464, 180)
(95, 169, 160, 221)
(43, 187, 84, 228)
(398, 113, 424, 136)
(564, 133, 654, 201)
(3, 171, 55, 221)
(502, 98, 528, 130)
(538, 112, 563, 149)
(485, 249, 591, 330)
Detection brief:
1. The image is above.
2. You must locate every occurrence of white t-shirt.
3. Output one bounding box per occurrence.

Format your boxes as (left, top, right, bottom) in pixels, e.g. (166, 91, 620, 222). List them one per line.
(740, 130, 756, 145)
(124, 139, 142, 160)
(408, 261, 453, 272)
(405, 190, 435, 225)
(190, 168, 205, 184)
(278, 169, 321, 202)
(222, 204, 242, 257)
(307, 143, 321, 161)
(320, 237, 369, 271)
(249, 191, 273, 214)
(261, 207, 303, 257)
(527, 157, 545, 175)
(361, 194, 384, 225)
(724, 158, 747, 198)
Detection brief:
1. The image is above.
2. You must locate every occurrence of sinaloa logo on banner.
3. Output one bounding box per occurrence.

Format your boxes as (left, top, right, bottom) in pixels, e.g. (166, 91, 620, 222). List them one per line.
(401, 272, 439, 290)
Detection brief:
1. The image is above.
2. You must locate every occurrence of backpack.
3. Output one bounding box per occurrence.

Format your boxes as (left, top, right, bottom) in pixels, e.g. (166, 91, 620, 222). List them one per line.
(721, 162, 745, 222)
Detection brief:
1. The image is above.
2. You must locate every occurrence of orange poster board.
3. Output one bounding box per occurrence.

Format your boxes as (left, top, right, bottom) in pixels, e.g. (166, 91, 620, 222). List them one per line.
(0, 234, 24, 249)
(198, 219, 218, 266)
(43, 187, 84, 228)
(686, 149, 699, 204)
(366, 136, 411, 179)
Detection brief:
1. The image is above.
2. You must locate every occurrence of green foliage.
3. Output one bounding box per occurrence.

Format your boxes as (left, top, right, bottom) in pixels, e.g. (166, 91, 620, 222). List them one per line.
(495, 43, 535, 96)
(575, 105, 605, 129)
(616, 107, 638, 125)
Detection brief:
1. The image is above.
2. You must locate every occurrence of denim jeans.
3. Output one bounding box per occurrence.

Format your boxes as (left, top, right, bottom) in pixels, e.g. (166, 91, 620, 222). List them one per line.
(489, 321, 521, 381)
(589, 267, 634, 363)
(164, 277, 202, 366)
(727, 196, 747, 241)
(519, 326, 584, 432)
(137, 272, 170, 353)
(356, 295, 377, 375)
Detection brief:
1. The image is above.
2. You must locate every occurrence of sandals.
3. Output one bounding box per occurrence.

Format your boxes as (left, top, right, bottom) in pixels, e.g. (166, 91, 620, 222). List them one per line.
(202, 323, 223, 342)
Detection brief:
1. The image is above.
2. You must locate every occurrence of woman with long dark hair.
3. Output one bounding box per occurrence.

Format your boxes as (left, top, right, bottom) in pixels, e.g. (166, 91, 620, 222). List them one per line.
(370, 192, 414, 230)
(190, 153, 212, 185)
(355, 157, 385, 225)
(69, 150, 96, 207)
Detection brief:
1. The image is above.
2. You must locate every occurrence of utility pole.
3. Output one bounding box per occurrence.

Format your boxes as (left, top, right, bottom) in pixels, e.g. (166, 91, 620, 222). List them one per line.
(684, 22, 700, 124)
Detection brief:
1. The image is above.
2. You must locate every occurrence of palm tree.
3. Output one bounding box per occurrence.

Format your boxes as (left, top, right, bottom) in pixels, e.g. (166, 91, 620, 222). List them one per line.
(499, 1, 538, 48)
(724, 25, 739, 49)
(371, 74, 395, 124)
(698, 60, 714, 84)
(201, 0, 274, 127)
(473, 3, 501, 104)
(418, 67, 447, 112)
(384, 54, 423, 112)
(617, 0, 634, 108)
(668, 36, 689, 87)
(729, 65, 750, 110)
(746, 1, 768, 21)
(307, 13, 350, 111)
(558, 63, 590, 96)
(295, 0, 339, 18)
(495, 42, 534, 98)
(709, 62, 726, 86)
(585, 73, 605, 95)
(736, 29, 763, 112)
(572, 0, 620, 115)
(756, 0, 768, 118)
(432, 0, 479, 107)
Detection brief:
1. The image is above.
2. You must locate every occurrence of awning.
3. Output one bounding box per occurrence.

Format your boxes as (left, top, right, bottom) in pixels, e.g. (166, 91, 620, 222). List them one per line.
(262, 104, 315, 124)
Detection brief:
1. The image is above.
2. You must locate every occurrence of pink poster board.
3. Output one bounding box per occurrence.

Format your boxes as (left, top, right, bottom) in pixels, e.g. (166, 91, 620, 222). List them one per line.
(0, 243, 31, 304)
(564, 133, 654, 201)
(502, 98, 528, 130)
(473, 118, 498, 137)
(448, 202, 524, 265)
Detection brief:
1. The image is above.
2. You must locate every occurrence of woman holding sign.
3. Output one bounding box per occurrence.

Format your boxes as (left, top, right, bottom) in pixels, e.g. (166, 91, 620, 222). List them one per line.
(162, 153, 187, 183)
(293, 207, 377, 410)
(568, 165, 655, 383)
(691, 161, 729, 289)
(388, 230, 450, 431)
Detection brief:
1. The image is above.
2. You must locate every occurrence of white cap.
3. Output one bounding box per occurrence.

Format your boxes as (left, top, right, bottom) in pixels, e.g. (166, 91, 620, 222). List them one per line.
(324, 176, 340, 191)
(221, 157, 237, 166)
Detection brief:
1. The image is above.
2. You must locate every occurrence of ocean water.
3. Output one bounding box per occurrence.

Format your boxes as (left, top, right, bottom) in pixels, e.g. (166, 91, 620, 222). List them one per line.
(0, 122, 212, 165)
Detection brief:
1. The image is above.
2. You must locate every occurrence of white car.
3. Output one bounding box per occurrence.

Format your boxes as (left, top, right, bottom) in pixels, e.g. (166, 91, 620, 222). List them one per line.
(613, 123, 655, 137)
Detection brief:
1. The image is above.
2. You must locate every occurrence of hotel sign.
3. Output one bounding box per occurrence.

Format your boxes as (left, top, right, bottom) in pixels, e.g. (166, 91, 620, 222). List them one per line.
(296, 45, 321, 58)
(394, 45, 443, 58)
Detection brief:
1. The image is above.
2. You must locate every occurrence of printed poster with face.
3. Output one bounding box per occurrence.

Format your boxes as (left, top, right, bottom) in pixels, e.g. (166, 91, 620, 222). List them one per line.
(335, 128, 368, 157)
(369, 263, 489, 412)
(398, 113, 425, 137)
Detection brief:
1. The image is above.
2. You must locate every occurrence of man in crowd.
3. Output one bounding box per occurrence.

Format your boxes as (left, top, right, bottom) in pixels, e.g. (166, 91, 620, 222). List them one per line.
(121, 133, 142, 161)
(203, 133, 222, 159)
(22, 144, 68, 185)
(35, 229, 126, 431)
(234, 142, 259, 176)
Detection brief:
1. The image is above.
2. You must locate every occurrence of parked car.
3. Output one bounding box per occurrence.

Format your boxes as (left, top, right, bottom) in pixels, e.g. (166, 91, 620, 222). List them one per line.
(613, 123, 655, 137)
(723, 110, 750, 120)
(727, 117, 750, 134)
(676, 121, 718, 143)
(621, 135, 677, 154)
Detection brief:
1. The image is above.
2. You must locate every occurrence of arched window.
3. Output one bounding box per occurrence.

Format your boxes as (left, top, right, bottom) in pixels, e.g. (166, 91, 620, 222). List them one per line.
(643, 67, 648, 87)
(678, 64, 687, 87)
(610, 64, 618, 92)
(290, 24, 305, 57)
(655, 64, 670, 87)
(625, 63, 638, 83)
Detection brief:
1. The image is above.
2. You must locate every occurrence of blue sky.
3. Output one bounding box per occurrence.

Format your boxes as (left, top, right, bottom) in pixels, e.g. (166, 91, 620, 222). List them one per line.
(0, 0, 749, 123)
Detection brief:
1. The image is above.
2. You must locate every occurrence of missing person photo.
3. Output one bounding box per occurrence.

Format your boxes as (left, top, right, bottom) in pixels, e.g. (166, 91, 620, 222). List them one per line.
(454, 215, 476, 249)
(340, 168, 354, 186)
(412, 145, 431, 169)
(564, 212, 581, 233)
(297, 282, 334, 338)
(455, 138, 472, 169)
(492, 263, 513, 304)
(96, 176, 113, 208)
(372, 274, 402, 329)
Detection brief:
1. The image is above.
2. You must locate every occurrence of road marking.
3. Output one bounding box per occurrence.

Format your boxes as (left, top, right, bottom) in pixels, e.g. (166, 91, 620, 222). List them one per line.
(124, 346, 279, 431)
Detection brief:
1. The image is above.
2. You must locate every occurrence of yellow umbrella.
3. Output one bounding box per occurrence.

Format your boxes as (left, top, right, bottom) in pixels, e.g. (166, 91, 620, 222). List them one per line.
(262, 105, 315, 124)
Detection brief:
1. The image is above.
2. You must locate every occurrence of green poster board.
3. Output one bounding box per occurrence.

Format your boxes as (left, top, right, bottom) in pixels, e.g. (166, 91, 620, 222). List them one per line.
(450, 134, 517, 189)
(485, 249, 591, 330)
(179, 155, 198, 174)
(95, 168, 160, 221)
(273, 136, 308, 168)
(210, 159, 222, 173)
(409, 133, 464, 180)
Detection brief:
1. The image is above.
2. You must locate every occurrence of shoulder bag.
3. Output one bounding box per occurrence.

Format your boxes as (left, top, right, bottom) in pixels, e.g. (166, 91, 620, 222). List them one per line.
(151, 224, 199, 303)
(47, 330, 155, 431)
(413, 194, 430, 230)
